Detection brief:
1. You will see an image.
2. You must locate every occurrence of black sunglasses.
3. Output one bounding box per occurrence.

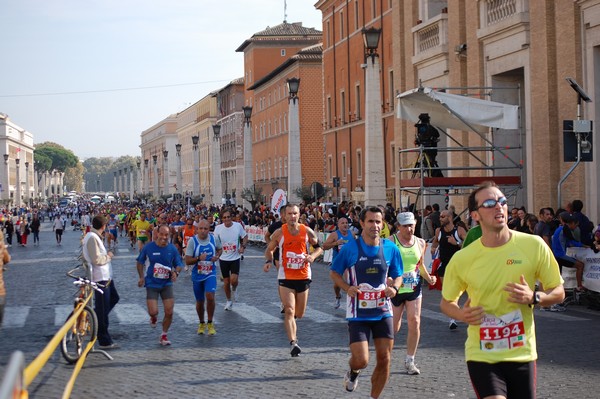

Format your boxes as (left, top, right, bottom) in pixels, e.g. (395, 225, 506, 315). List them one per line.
(477, 197, 508, 210)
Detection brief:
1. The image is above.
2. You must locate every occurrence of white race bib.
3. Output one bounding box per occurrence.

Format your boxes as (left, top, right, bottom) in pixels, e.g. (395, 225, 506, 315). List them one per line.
(479, 309, 527, 352)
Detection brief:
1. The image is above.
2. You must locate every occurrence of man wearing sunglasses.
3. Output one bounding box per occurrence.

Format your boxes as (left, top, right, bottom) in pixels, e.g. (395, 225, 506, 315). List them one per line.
(440, 181, 565, 399)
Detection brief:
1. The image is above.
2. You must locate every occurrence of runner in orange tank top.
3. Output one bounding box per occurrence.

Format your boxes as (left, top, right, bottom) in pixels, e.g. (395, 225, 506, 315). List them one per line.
(264, 204, 323, 357)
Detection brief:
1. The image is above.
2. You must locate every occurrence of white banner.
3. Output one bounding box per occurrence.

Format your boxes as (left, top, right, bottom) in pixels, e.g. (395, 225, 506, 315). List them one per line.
(566, 247, 600, 293)
(271, 189, 287, 216)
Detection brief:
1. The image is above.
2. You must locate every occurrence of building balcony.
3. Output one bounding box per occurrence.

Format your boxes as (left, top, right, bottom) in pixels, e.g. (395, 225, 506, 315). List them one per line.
(412, 13, 449, 65)
(477, 0, 529, 42)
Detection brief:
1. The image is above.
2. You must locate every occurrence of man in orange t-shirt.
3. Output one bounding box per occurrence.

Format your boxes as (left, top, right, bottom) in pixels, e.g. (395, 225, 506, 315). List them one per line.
(264, 204, 323, 357)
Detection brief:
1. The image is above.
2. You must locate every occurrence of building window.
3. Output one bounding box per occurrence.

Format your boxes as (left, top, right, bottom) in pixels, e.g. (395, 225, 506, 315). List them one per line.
(327, 96, 332, 128)
(388, 70, 395, 111)
(390, 144, 396, 176)
(326, 20, 331, 48)
(279, 157, 283, 178)
(268, 159, 271, 180)
(341, 152, 347, 180)
(284, 157, 288, 177)
(328, 155, 333, 180)
(354, 0, 359, 31)
(357, 149, 363, 180)
(340, 10, 344, 37)
(355, 84, 361, 121)
(340, 90, 346, 124)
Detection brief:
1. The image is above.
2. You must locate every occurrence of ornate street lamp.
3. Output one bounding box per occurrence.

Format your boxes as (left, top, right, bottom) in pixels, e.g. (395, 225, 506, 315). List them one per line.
(362, 27, 381, 59)
(362, 26, 386, 205)
(242, 106, 253, 209)
(287, 77, 302, 203)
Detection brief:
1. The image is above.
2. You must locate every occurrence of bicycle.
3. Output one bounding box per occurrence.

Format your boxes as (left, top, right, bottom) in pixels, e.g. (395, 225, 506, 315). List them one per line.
(60, 267, 103, 364)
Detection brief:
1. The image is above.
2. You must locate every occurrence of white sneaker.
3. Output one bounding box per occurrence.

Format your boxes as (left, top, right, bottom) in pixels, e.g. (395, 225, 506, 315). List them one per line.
(233, 290, 239, 302)
(334, 297, 341, 309)
(405, 360, 421, 375)
(224, 300, 233, 311)
(344, 370, 360, 392)
(449, 319, 458, 330)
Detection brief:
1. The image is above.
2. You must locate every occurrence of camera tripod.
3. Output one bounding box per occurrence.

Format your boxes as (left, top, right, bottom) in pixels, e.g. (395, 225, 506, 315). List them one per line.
(411, 150, 443, 178)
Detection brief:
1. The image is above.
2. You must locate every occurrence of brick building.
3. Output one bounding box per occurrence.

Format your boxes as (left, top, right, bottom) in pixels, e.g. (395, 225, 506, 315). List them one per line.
(316, 0, 396, 205)
(314, 0, 599, 222)
(237, 21, 323, 205)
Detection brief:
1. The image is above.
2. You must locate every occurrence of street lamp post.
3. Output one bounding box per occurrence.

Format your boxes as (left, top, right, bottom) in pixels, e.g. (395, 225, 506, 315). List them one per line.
(175, 144, 182, 199)
(242, 106, 253, 209)
(362, 27, 386, 206)
(15, 158, 21, 208)
(143, 159, 149, 195)
(24, 161, 30, 205)
(212, 124, 222, 205)
(192, 135, 199, 197)
(163, 150, 169, 196)
(287, 77, 302, 204)
(2, 154, 8, 202)
(135, 161, 140, 199)
(123, 167, 128, 197)
(152, 154, 159, 198)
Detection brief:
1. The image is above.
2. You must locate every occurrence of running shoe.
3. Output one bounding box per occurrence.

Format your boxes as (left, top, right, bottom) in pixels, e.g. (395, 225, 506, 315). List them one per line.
(405, 360, 421, 375)
(290, 340, 301, 357)
(159, 334, 171, 346)
(98, 343, 119, 350)
(233, 290, 239, 302)
(150, 315, 158, 328)
(224, 300, 233, 311)
(334, 296, 341, 309)
(344, 370, 360, 392)
(207, 322, 217, 336)
(197, 322, 206, 335)
(544, 304, 566, 312)
(280, 303, 285, 314)
(449, 319, 458, 330)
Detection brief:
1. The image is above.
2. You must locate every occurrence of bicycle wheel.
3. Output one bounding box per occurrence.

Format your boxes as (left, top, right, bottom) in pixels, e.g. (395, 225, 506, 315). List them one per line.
(60, 305, 98, 364)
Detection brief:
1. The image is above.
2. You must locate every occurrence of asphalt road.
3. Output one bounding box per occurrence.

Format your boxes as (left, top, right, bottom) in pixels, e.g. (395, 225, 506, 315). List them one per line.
(1, 222, 599, 398)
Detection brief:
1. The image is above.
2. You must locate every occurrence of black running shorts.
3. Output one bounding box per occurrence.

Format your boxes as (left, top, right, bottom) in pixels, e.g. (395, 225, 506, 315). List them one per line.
(467, 360, 536, 399)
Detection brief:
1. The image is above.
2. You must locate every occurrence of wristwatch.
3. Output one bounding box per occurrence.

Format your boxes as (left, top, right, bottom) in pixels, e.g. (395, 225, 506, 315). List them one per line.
(531, 290, 540, 305)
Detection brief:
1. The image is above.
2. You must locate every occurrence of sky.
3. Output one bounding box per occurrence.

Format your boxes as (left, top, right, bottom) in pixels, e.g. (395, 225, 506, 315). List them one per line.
(0, 0, 322, 159)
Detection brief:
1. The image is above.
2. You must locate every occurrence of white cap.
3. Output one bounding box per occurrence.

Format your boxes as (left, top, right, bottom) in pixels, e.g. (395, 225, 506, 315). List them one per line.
(397, 212, 416, 225)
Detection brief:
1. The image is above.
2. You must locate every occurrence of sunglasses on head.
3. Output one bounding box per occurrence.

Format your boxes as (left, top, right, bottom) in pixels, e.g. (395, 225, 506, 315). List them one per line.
(477, 197, 508, 210)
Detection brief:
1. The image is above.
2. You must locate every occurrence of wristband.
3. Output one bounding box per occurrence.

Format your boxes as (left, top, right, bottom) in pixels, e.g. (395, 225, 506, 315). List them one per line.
(265, 259, 272, 263)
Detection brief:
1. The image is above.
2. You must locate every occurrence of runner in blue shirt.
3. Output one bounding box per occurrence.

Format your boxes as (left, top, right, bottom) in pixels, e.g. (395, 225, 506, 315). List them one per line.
(184, 219, 222, 336)
(330, 206, 403, 398)
(136, 225, 184, 346)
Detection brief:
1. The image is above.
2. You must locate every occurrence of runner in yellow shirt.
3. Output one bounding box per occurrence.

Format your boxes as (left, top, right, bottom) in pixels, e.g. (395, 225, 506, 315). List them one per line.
(132, 212, 152, 252)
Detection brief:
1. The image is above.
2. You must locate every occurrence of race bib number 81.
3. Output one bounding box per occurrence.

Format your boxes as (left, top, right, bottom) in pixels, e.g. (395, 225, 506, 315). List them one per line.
(358, 290, 385, 309)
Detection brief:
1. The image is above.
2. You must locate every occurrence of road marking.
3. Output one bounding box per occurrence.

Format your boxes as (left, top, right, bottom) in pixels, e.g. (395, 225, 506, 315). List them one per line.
(420, 308, 452, 322)
(114, 304, 151, 324)
(55, 305, 74, 326)
(229, 303, 281, 323)
(304, 305, 345, 323)
(3, 306, 30, 328)
(174, 303, 201, 324)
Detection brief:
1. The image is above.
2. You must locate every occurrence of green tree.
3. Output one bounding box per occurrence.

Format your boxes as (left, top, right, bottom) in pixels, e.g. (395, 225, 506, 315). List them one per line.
(241, 186, 263, 211)
(64, 163, 84, 192)
(34, 142, 78, 172)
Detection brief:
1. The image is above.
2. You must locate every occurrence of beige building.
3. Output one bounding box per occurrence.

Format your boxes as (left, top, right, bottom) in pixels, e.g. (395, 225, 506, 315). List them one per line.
(140, 114, 178, 197)
(0, 113, 36, 206)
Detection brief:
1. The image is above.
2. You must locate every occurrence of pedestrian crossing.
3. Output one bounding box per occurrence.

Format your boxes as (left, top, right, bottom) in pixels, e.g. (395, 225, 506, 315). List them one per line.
(2, 301, 591, 329)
